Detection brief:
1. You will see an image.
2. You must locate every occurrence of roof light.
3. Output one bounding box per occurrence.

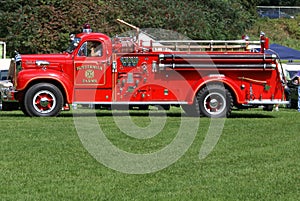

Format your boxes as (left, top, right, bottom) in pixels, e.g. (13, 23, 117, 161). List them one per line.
(83, 23, 92, 33)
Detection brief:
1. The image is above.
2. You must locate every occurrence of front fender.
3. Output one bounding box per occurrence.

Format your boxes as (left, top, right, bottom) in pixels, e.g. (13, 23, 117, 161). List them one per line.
(16, 69, 74, 103)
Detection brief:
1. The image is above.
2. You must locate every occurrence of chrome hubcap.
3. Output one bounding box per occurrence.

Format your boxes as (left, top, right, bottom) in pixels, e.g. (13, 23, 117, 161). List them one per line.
(209, 98, 219, 109)
(40, 97, 50, 107)
(33, 90, 56, 114)
(204, 92, 226, 115)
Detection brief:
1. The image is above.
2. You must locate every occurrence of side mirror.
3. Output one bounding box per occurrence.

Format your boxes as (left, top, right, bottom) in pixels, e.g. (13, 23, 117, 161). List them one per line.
(70, 34, 75, 42)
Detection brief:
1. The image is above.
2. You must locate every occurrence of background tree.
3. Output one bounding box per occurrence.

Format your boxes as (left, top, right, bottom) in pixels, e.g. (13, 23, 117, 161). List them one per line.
(0, 0, 258, 56)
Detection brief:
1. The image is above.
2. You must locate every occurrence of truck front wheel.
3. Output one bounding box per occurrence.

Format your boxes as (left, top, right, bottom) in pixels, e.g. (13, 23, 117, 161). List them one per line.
(24, 83, 63, 117)
(197, 84, 233, 118)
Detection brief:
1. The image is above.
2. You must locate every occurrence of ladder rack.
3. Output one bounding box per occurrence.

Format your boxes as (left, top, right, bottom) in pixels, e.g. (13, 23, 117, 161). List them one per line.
(143, 40, 261, 52)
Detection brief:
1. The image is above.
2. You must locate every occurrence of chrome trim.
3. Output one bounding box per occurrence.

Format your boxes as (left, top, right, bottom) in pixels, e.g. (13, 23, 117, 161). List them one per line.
(36, 60, 50, 66)
(247, 100, 289, 105)
(73, 101, 188, 105)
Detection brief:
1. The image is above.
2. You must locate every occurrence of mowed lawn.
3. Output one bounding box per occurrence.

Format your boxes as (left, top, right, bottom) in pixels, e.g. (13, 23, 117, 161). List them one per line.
(0, 107, 300, 200)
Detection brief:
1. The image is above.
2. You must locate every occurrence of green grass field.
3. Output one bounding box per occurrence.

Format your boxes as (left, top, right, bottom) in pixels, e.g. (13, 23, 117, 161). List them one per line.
(0, 107, 300, 200)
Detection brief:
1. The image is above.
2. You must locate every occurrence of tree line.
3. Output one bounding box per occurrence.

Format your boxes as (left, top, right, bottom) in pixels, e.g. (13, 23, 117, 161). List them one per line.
(0, 0, 296, 56)
(259, 0, 300, 6)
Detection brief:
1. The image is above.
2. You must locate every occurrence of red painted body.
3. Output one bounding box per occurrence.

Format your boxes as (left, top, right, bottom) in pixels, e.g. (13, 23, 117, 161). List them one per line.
(3, 29, 288, 117)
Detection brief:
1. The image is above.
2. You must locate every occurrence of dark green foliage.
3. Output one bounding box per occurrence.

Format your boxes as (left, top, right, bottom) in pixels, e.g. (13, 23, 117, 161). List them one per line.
(0, 0, 115, 55)
(258, 0, 300, 6)
(0, 0, 258, 56)
(116, 0, 257, 40)
(246, 17, 300, 50)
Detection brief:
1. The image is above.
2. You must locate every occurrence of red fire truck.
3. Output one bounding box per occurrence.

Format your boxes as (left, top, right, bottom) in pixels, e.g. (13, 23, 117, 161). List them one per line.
(0, 20, 288, 117)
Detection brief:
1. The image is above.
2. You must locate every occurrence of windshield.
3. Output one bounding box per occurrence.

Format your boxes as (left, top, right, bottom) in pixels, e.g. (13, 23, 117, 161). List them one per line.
(65, 38, 81, 53)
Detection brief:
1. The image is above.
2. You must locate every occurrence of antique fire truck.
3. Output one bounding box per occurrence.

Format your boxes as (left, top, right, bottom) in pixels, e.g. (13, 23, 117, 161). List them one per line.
(0, 20, 288, 117)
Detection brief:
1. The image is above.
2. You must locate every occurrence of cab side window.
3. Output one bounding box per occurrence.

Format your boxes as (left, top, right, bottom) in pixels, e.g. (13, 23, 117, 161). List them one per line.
(89, 41, 103, 57)
(78, 41, 103, 57)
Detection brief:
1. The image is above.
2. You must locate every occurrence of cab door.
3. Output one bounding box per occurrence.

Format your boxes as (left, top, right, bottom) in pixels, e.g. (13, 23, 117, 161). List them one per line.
(73, 40, 112, 102)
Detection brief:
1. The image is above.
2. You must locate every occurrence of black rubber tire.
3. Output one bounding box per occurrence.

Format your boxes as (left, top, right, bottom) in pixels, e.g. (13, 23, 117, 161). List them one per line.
(197, 84, 233, 118)
(1, 101, 19, 111)
(24, 83, 63, 117)
(138, 105, 149, 110)
(155, 105, 170, 110)
(20, 100, 30, 116)
(181, 97, 201, 117)
(263, 104, 273, 111)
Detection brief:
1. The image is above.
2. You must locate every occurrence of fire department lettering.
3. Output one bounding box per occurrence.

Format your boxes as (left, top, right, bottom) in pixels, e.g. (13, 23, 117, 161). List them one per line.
(82, 79, 97, 83)
(75, 65, 105, 84)
(76, 65, 103, 71)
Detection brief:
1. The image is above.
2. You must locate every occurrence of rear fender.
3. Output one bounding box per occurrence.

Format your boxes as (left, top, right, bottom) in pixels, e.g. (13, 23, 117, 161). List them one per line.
(188, 75, 243, 104)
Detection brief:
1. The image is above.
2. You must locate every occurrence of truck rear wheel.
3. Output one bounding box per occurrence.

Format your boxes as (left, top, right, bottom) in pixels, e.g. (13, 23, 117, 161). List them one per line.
(263, 104, 273, 111)
(24, 83, 63, 117)
(181, 100, 200, 117)
(197, 84, 233, 118)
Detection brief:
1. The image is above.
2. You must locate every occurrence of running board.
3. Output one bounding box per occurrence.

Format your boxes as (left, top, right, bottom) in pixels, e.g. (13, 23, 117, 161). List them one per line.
(247, 100, 289, 105)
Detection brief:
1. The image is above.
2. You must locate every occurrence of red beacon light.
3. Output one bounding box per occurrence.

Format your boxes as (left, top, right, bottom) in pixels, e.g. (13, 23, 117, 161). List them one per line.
(83, 23, 92, 33)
